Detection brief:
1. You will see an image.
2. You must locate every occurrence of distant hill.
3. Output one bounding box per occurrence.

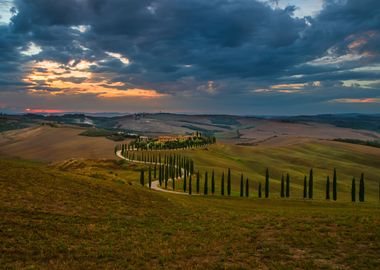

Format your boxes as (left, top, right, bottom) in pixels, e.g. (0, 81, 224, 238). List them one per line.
(1, 113, 379, 145)
(277, 114, 380, 133)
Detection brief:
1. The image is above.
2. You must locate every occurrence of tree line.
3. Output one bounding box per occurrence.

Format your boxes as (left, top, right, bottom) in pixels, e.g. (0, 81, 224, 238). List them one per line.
(139, 165, 369, 202)
(117, 134, 216, 151)
(116, 145, 373, 202)
(124, 151, 194, 190)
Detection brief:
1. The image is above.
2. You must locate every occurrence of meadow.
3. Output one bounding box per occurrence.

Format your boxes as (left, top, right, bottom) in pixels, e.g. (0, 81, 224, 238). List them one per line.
(0, 126, 122, 162)
(1, 138, 380, 269)
(127, 139, 380, 202)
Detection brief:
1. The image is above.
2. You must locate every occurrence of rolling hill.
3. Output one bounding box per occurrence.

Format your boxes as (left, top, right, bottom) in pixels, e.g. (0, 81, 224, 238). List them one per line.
(1, 158, 380, 269)
(1, 113, 380, 269)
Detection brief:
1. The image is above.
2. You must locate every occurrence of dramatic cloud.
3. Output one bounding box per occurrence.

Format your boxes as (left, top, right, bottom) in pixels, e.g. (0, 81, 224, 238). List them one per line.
(0, 0, 379, 114)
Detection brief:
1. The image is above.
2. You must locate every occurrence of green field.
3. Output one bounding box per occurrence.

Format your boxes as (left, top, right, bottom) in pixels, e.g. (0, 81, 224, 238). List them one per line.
(1, 140, 380, 269)
(130, 140, 380, 201)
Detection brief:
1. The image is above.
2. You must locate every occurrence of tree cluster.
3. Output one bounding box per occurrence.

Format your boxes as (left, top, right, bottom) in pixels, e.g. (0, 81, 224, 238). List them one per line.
(122, 134, 216, 151)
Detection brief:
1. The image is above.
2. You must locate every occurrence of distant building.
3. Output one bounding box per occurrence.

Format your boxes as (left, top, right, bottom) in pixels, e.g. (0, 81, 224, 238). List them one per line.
(158, 134, 198, 142)
(139, 136, 149, 141)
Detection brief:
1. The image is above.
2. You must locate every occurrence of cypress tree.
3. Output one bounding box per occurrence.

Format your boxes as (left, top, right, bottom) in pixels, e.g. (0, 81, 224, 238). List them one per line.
(189, 175, 192, 195)
(183, 173, 187, 193)
(286, 173, 290, 198)
(154, 164, 157, 179)
(245, 178, 249, 197)
(140, 169, 145, 186)
(351, 177, 356, 202)
(221, 172, 225, 196)
(326, 176, 330, 200)
(196, 171, 200, 193)
(303, 176, 307, 199)
(165, 165, 168, 189)
(190, 160, 194, 174)
(158, 165, 162, 186)
(258, 182, 262, 198)
(211, 170, 215, 195)
(240, 174, 244, 197)
(281, 174, 285, 198)
(148, 166, 152, 188)
(265, 168, 269, 198)
(163, 163, 166, 181)
(359, 173, 365, 202)
(162, 164, 165, 181)
(204, 171, 208, 195)
(308, 169, 313, 199)
(227, 168, 231, 196)
(333, 168, 337, 201)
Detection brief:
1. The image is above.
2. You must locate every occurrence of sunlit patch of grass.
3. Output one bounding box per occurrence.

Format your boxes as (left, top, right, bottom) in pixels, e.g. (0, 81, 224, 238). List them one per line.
(166, 141, 380, 201)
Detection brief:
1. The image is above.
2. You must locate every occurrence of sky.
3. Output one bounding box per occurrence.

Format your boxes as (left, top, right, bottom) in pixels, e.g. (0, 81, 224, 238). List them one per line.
(0, 0, 379, 115)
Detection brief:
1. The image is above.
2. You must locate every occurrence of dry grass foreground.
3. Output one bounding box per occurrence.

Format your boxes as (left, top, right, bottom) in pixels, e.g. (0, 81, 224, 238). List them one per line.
(1, 157, 380, 269)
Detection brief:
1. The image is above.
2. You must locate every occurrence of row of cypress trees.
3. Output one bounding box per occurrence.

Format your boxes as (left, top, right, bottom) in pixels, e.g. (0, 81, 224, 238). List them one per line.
(140, 165, 368, 202)
(302, 168, 366, 202)
(116, 136, 215, 152)
(133, 151, 194, 190)
(128, 146, 371, 202)
(351, 174, 365, 202)
(119, 143, 376, 202)
(120, 149, 194, 174)
(280, 173, 290, 198)
(158, 168, 279, 199)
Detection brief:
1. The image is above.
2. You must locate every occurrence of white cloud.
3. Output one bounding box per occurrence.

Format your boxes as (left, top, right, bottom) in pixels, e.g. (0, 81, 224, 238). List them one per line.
(259, 0, 323, 18)
(105, 51, 130, 65)
(0, 0, 15, 24)
(20, 42, 42, 56)
(71, 25, 91, 33)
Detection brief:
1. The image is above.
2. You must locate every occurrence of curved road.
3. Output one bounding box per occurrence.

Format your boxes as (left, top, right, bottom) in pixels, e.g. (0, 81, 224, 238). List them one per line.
(116, 150, 197, 195)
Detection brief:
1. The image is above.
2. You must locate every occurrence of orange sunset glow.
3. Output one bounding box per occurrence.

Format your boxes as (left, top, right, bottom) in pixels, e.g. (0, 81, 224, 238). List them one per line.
(332, 98, 380, 103)
(24, 60, 165, 99)
(25, 108, 66, 113)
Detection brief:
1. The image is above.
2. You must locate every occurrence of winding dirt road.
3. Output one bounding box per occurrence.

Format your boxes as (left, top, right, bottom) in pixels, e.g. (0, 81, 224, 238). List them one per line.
(116, 150, 196, 195)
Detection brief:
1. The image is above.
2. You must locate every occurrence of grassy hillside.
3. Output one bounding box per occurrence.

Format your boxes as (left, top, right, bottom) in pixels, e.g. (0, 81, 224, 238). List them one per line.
(2, 113, 379, 142)
(1, 157, 380, 269)
(283, 114, 380, 133)
(130, 140, 380, 201)
(0, 126, 127, 162)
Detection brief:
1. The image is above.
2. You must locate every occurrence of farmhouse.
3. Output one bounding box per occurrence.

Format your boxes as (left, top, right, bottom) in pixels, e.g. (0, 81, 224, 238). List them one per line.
(139, 136, 149, 141)
(158, 132, 201, 142)
(158, 135, 191, 142)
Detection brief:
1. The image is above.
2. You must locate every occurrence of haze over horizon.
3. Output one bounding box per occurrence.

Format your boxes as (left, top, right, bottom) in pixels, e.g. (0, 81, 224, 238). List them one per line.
(0, 0, 379, 115)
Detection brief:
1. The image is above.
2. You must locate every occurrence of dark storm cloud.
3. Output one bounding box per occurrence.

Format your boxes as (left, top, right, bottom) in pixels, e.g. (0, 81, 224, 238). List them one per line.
(91, 0, 307, 79)
(0, 23, 29, 92)
(8, 0, 308, 78)
(0, 0, 380, 113)
(10, 0, 91, 31)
